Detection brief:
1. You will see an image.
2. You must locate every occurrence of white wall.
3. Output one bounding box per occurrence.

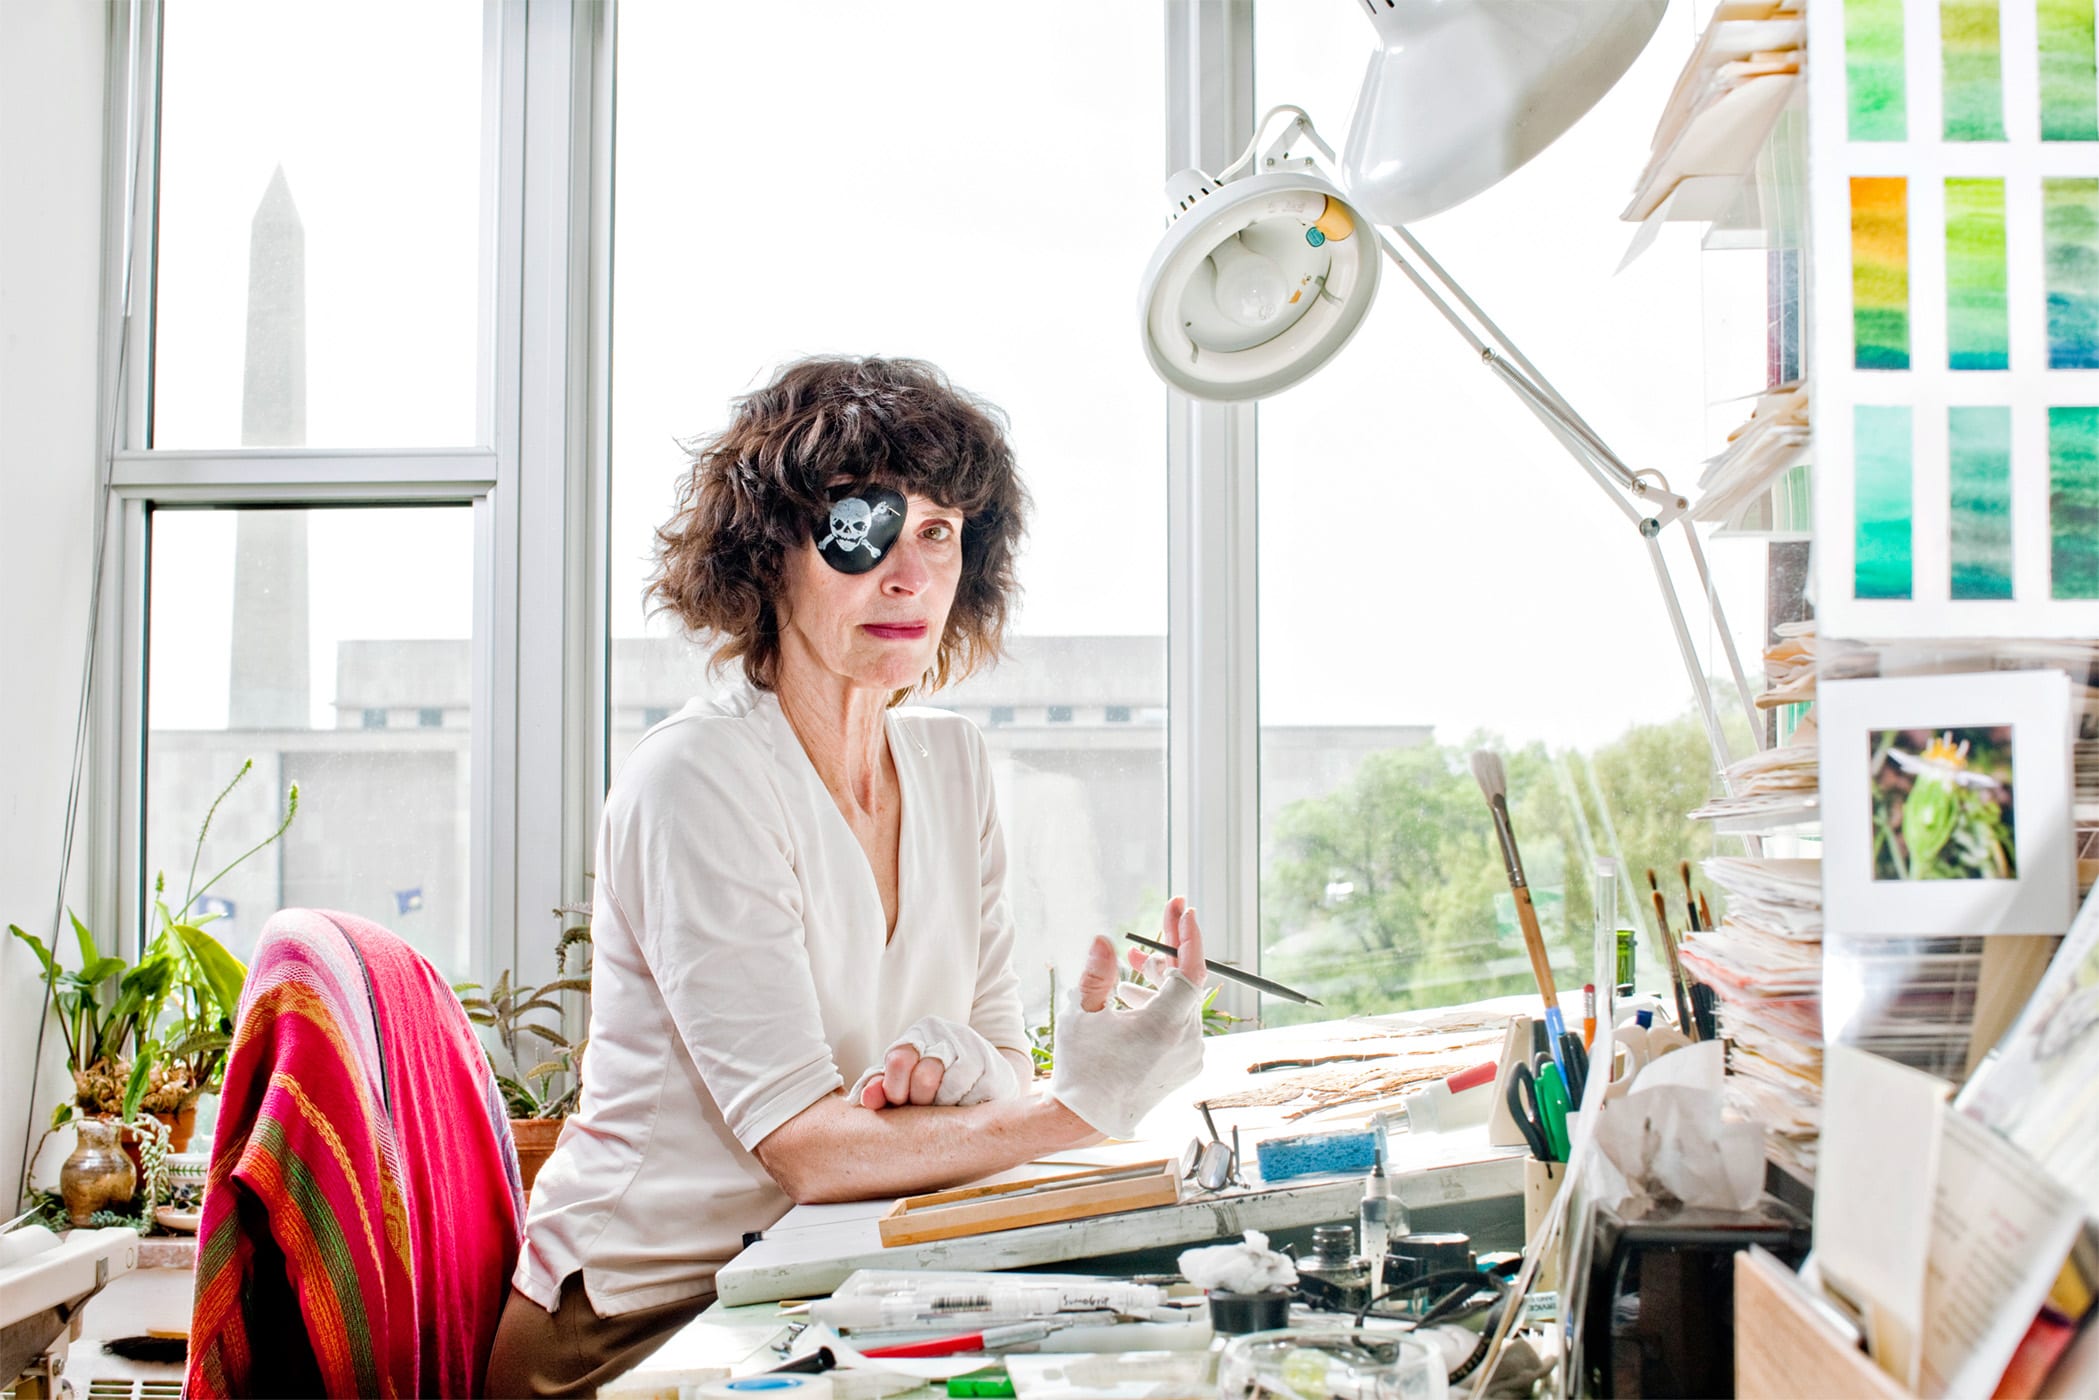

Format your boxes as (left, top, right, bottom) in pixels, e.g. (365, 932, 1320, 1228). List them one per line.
(2, 0, 112, 1201)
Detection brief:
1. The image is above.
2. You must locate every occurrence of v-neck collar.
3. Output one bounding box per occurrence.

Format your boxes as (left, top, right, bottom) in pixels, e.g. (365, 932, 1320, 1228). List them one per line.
(757, 689, 915, 950)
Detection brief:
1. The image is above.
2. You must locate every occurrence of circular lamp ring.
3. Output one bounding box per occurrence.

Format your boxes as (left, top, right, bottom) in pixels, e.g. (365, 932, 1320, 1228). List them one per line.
(1139, 168, 1381, 402)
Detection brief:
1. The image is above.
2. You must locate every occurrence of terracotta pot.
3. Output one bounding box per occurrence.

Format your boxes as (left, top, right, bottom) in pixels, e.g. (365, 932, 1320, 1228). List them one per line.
(510, 1117, 564, 1193)
(60, 1119, 136, 1225)
(168, 1102, 198, 1154)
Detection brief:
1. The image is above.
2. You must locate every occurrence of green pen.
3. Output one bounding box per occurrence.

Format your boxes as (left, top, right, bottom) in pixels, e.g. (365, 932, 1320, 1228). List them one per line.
(1534, 1061, 1572, 1162)
(947, 1372, 1016, 1398)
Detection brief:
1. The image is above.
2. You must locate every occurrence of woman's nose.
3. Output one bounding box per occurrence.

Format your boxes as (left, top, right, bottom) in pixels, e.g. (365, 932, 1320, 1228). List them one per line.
(882, 536, 930, 594)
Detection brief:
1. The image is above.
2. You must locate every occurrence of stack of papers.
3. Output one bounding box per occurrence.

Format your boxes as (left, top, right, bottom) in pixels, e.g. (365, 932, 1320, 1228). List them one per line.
(1689, 710, 1818, 828)
(1683, 856, 1824, 1174)
(1621, 1, 1803, 227)
(1692, 382, 1809, 528)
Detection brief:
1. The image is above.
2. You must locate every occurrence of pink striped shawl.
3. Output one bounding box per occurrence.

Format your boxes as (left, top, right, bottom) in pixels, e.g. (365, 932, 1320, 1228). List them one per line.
(188, 909, 523, 1398)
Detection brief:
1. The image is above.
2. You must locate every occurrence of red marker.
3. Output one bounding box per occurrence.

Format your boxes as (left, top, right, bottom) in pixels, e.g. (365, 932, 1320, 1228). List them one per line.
(859, 1321, 1055, 1359)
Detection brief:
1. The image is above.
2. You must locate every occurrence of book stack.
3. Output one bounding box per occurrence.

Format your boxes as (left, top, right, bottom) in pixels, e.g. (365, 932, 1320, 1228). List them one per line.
(1682, 855, 1823, 1175)
(1690, 381, 1808, 530)
(1622, 0, 1803, 227)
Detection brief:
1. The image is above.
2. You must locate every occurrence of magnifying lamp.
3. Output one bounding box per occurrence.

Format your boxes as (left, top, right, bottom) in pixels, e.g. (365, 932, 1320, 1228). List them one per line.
(1136, 0, 1766, 785)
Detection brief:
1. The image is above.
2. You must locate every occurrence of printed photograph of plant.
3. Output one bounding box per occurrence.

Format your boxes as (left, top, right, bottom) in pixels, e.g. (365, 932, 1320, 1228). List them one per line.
(1870, 725, 2016, 880)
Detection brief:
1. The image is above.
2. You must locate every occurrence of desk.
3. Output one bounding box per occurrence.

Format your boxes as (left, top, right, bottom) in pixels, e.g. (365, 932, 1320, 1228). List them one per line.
(717, 1009, 1524, 1303)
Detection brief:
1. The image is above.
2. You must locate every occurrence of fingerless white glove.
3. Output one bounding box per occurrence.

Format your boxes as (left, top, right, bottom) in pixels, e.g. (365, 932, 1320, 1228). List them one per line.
(848, 1015, 1020, 1108)
(1049, 972, 1207, 1139)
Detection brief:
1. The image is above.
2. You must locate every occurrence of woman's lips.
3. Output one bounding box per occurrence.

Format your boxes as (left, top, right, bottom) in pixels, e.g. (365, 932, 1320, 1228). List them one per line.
(862, 622, 927, 640)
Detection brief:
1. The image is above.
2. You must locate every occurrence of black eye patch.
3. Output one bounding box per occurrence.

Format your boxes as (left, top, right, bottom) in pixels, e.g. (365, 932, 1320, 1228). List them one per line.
(813, 485, 908, 574)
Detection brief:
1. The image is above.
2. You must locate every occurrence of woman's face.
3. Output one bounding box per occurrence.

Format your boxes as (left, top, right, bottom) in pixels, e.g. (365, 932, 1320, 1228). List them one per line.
(779, 489, 965, 696)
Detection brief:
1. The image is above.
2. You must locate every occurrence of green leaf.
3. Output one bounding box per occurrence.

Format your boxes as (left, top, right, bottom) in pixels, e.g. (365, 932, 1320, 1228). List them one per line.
(494, 1072, 541, 1118)
(516, 1023, 572, 1050)
(164, 1027, 232, 1060)
(77, 956, 128, 986)
(523, 1057, 568, 1082)
(10, 924, 56, 980)
(171, 922, 247, 1015)
(122, 1051, 154, 1121)
(69, 909, 98, 968)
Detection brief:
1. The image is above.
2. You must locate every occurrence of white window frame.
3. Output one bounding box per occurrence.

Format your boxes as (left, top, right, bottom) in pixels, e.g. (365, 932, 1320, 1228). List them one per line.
(92, 0, 1258, 1008)
(1165, 0, 1261, 1018)
(88, 0, 614, 990)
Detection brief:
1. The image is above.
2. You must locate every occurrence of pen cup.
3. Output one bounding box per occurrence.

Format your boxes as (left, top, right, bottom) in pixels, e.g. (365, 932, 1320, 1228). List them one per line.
(1523, 1157, 1564, 1292)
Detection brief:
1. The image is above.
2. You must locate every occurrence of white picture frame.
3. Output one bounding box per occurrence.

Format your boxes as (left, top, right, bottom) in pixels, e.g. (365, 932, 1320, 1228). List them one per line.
(1820, 670, 2075, 935)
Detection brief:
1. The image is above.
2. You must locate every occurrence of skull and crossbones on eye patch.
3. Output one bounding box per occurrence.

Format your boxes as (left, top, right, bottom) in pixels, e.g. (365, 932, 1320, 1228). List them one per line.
(814, 484, 909, 574)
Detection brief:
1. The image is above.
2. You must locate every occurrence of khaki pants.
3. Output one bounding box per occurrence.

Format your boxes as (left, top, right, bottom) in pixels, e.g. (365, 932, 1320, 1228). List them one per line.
(483, 1274, 713, 1398)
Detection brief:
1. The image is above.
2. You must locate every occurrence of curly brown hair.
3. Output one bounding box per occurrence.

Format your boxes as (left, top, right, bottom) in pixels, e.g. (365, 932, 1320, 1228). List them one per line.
(648, 356, 1030, 695)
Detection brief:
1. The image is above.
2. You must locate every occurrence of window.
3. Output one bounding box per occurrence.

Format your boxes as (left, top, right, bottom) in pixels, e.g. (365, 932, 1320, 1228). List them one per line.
(106, 3, 596, 990)
(1250, 5, 1768, 1019)
(610, 5, 1169, 1018)
(1106, 706, 1132, 724)
(151, 1, 485, 450)
(1047, 706, 1075, 724)
(145, 507, 476, 976)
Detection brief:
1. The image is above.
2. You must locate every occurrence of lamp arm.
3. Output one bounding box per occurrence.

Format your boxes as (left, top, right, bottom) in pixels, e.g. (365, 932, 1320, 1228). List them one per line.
(1214, 106, 1334, 184)
(1364, 220, 1771, 786)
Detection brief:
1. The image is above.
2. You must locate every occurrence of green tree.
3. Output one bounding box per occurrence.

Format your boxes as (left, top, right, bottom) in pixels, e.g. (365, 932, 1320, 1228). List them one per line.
(1260, 704, 1730, 1024)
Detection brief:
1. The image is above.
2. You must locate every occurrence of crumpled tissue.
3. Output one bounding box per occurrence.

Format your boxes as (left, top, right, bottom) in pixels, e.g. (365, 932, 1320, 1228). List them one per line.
(1176, 1228, 1298, 1293)
(1580, 1040, 1764, 1216)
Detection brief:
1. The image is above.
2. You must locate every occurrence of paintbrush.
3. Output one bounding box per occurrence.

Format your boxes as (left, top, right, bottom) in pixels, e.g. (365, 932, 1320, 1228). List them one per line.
(1646, 870, 1699, 1041)
(1123, 933, 1323, 1005)
(1471, 751, 1570, 1073)
(1678, 860, 1702, 933)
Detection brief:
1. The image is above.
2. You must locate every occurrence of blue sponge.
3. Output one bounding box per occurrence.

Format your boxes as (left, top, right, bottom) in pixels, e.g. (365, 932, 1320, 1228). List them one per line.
(1254, 1128, 1378, 1183)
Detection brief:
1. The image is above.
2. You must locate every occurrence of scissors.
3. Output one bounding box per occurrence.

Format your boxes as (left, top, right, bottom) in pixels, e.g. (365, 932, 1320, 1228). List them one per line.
(1506, 1064, 1560, 1163)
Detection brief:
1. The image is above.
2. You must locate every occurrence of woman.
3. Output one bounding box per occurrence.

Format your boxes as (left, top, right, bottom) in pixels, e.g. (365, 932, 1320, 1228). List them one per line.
(484, 357, 1209, 1397)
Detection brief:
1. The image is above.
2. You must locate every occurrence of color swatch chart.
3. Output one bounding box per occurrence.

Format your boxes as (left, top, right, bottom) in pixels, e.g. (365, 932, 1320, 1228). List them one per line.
(1811, 0, 2099, 637)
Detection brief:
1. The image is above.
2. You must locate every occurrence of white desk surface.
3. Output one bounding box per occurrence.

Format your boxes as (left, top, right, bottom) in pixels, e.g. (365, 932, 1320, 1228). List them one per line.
(714, 1005, 1525, 1306)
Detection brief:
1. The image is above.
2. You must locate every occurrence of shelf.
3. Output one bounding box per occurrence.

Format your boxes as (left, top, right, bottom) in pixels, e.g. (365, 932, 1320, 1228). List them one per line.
(1688, 797, 1820, 834)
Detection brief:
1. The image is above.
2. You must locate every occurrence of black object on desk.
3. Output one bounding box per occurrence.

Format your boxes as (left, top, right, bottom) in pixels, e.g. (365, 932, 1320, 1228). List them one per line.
(1577, 1194, 1811, 1399)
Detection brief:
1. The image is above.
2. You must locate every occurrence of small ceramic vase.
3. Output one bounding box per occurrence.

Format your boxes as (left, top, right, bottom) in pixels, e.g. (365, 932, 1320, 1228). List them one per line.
(59, 1118, 137, 1225)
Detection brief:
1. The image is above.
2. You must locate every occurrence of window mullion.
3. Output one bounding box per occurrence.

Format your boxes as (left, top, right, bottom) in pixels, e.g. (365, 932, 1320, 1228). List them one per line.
(1165, 0, 1261, 1019)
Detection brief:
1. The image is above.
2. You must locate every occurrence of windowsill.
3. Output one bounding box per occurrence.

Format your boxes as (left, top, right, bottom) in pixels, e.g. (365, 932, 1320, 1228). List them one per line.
(136, 1233, 199, 1269)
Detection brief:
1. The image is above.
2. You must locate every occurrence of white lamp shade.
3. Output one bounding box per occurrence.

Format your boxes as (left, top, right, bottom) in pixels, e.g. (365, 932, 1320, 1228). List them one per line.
(1139, 166, 1381, 402)
(1340, 0, 1666, 227)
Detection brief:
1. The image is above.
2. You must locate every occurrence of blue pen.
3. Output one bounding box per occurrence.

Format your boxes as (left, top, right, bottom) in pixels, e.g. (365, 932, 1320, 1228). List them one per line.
(1543, 1005, 1570, 1077)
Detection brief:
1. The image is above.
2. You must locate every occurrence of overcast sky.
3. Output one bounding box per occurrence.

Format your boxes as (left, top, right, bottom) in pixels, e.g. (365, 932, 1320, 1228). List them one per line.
(146, 0, 1766, 753)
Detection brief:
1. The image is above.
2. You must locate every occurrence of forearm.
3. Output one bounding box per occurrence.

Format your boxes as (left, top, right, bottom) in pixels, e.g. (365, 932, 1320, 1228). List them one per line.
(754, 1085, 1098, 1204)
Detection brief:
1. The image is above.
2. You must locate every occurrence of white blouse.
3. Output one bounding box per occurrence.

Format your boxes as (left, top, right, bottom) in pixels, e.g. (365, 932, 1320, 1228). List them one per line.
(513, 682, 1027, 1316)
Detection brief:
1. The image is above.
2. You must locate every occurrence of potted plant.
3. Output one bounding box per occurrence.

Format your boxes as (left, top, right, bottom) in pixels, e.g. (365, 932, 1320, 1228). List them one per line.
(12, 759, 294, 1212)
(454, 906, 592, 1190)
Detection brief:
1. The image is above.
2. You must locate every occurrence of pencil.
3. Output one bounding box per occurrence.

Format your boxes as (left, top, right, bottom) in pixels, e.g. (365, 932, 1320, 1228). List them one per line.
(1123, 933, 1323, 1005)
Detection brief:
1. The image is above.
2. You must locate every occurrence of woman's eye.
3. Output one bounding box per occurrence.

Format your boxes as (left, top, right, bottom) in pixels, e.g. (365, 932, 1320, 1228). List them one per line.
(923, 523, 955, 543)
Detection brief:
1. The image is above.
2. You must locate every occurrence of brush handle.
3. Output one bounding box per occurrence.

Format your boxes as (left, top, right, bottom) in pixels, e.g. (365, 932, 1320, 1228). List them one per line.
(1649, 888, 1698, 1040)
(1512, 885, 1560, 1006)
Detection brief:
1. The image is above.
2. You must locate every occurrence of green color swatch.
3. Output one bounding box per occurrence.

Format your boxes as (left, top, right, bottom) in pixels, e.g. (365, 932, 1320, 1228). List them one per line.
(1854, 178, 1911, 369)
(1943, 2, 2007, 139)
(1950, 407, 2014, 599)
(2040, 0, 2099, 140)
(1856, 405, 1915, 599)
(1946, 179, 2010, 369)
(2051, 407, 2099, 597)
(1847, 0, 1908, 139)
(2045, 178, 2099, 367)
